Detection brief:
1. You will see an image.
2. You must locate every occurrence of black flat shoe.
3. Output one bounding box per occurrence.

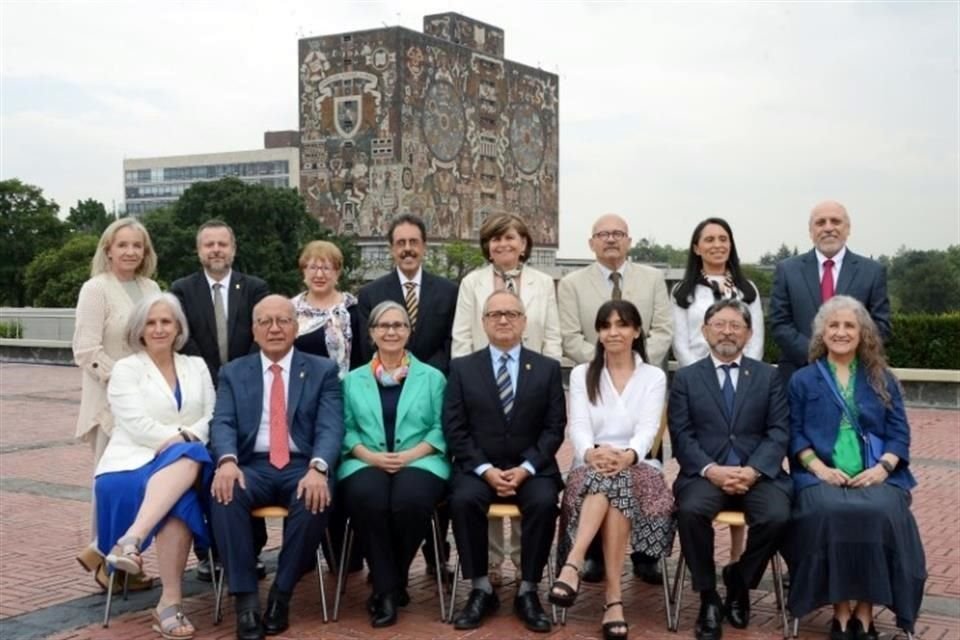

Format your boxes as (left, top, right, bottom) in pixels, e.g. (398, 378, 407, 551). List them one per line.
(452, 588, 499, 630)
(235, 609, 264, 640)
(601, 600, 629, 640)
(829, 617, 853, 640)
(722, 564, 750, 629)
(632, 559, 664, 585)
(514, 591, 551, 633)
(548, 562, 581, 607)
(853, 618, 878, 640)
(371, 591, 397, 628)
(695, 595, 723, 640)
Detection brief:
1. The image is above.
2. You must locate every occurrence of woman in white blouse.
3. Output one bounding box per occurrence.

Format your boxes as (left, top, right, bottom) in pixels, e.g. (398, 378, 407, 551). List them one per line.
(670, 217, 763, 563)
(549, 300, 674, 640)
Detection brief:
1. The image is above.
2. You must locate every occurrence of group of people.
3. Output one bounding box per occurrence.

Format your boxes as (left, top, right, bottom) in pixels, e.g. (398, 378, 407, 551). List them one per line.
(69, 200, 924, 640)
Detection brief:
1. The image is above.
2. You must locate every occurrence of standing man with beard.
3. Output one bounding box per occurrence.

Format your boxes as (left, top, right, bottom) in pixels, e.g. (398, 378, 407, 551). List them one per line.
(171, 219, 270, 582)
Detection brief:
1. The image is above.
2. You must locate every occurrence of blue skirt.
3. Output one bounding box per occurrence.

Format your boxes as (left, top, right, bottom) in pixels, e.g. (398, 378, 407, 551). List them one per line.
(95, 442, 213, 563)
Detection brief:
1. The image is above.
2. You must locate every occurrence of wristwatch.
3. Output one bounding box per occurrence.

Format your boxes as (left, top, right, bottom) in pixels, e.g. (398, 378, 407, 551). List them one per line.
(310, 459, 328, 475)
(879, 459, 895, 474)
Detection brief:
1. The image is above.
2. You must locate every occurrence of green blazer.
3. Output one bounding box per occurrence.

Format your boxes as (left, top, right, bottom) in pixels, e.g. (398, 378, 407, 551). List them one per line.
(337, 353, 451, 481)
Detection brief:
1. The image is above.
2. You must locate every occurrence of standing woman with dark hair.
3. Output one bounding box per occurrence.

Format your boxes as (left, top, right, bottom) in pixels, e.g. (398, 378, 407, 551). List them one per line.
(549, 300, 674, 640)
(73, 217, 161, 589)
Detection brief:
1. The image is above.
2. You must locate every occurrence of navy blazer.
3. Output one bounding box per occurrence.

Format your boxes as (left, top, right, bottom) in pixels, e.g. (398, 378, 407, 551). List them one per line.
(770, 249, 891, 378)
(210, 348, 344, 477)
(668, 356, 791, 496)
(787, 359, 915, 493)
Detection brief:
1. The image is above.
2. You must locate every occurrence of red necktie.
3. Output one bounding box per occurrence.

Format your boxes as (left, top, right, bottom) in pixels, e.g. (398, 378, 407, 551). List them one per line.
(820, 259, 835, 303)
(268, 363, 290, 469)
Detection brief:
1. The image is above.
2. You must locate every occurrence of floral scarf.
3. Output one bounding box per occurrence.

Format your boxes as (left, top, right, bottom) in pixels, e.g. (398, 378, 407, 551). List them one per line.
(371, 350, 410, 386)
(292, 291, 357, 379)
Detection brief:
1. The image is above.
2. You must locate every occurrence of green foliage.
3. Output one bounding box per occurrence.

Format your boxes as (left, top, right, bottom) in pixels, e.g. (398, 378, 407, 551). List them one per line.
(0, 320, 23, 338)
(0, 179, 68, 306)
(24, 235, 99, 307)
(886, 313, 960, 369)
(143, 178, 358, 296)
(425, 240, 486, 282)
(628, 238, 686, 266)
(886, 246, 960, 314)
(758, 243, 798, 266)
(67, 199, 113, 236)
(741, 264, 774, 299)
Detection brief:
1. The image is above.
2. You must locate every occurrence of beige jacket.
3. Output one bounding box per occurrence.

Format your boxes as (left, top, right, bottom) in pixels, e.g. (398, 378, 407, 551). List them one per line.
(72, 273, 160, 440)
(451, 263, 562, 361)
(558, 261, 673, 367)
(96, 352, 214, 475)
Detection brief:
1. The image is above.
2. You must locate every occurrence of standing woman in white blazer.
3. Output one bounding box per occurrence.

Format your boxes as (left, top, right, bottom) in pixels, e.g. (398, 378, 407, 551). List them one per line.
(73, 217, 160, 587)
(451, 213, 562, 585)
(97, 293, 215, 640)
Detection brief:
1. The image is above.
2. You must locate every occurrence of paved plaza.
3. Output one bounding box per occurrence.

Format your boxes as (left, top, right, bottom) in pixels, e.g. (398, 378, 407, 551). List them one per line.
(0, 361, 957, 639)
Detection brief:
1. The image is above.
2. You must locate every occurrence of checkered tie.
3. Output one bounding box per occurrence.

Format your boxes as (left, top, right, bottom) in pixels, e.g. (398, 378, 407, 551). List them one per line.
(496, 354, 514, 416)
(404, 281, 418, 331)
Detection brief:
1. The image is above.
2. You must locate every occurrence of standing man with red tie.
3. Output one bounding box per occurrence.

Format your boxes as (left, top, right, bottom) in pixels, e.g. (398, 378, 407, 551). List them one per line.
(210, 295, 343, 640)
(770, 200, 891, 383)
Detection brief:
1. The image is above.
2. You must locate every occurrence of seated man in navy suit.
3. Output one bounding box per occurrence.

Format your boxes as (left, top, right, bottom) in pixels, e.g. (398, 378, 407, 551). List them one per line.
(210, 295, 343, 640)
(669, 299, 791, 640)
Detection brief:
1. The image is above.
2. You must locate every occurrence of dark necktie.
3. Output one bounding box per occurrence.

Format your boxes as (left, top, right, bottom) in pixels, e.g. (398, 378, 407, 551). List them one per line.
(610, 272, 622, 301)
(496, 354, 514, 416)
(821, 259, 835, 302)
(720, 363, 740, 465)
(404, 281, 418, 331)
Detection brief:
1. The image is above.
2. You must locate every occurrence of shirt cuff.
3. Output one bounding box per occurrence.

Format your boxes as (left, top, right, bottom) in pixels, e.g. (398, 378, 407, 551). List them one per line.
(475, 463, 493, 477)
(521, 460, 536, 476)
(700, 462, 715, 477)
(310, 457, 329, 473)
(217, 454, 238, 467)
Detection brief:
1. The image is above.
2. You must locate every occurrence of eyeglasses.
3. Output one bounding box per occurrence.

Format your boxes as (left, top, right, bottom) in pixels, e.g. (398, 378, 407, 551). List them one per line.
(372, 322, 410, 333)
(255, 316, 296, 329)
(707, 320, 747, 332)
(305, 264, 337, 274)
(483, 310, 525, 321)
(592, 230, 628, 241)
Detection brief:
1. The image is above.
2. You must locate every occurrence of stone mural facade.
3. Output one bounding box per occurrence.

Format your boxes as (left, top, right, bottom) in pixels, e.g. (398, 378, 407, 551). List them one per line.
(298, 13, 559, 262)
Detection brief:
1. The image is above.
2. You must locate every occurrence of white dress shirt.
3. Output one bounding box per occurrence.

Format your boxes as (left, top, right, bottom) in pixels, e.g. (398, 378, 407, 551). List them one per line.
(205, 269, 233, 310)
(254, 350, 300, 454)
(396, 266, 422, 299)
(815, 246, 846, 288)
(595, 261, 628, 295)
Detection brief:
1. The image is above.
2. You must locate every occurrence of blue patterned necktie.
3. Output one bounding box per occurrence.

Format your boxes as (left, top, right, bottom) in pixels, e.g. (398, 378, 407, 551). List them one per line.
(720, 363, 740, 465)
(496, 353, 514, 416)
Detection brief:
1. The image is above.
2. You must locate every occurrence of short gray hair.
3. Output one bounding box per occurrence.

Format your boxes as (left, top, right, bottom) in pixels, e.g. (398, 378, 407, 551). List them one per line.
(368, 300, 410, 332)
(126, 293, 190, 352)
(482, 289, 526, 315)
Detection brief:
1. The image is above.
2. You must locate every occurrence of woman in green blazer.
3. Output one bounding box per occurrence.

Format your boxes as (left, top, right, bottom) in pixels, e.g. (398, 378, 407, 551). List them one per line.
(338, 300, 450, 628)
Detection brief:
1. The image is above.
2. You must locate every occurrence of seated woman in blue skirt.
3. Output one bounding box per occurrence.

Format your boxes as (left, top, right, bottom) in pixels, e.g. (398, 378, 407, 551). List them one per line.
(95, 293, 215, 640)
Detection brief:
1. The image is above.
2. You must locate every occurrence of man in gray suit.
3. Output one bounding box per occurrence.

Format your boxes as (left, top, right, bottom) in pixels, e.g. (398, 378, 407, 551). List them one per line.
(770, 200, 891, 382)
(557, 213, 673, 583)
(669, 299, 791, 640)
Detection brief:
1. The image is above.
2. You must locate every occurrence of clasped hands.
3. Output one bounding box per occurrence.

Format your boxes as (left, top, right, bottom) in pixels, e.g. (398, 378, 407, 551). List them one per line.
(367, 450, 413, 474)
(211, 461, 331, 514)
(585, 445, 634, 477)
(706, 465, 761, 495)
(483, 466, 530, 497)
(810, 460, 889, 489)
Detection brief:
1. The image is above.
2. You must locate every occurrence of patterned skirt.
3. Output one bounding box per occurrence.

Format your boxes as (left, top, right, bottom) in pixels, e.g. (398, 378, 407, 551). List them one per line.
(557, 463, 675, 569)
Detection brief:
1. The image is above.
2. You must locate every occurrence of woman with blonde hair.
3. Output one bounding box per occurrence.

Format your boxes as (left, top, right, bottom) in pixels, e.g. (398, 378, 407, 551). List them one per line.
(73, 217, 160, 588)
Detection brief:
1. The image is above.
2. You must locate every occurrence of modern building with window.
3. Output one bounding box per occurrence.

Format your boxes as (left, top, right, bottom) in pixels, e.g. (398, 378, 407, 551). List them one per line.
(123, 132, 300, 216)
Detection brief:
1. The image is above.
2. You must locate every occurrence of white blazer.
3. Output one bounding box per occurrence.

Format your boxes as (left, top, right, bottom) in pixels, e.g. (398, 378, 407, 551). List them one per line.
(451, 263, 562, 361)
(567, 355, 666, 468)
(670, 282, 764, 367)
(96, 352, 215, 475)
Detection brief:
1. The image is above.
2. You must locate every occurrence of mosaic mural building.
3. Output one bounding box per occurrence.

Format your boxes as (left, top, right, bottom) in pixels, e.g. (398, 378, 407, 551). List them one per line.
(298, 13, 559, 266)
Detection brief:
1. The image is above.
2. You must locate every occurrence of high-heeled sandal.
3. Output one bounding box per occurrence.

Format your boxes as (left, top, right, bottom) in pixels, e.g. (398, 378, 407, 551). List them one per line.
(76, 545, 103, 573)
(548, 562, 582, 608)
(602, 600, 629, 640)
(106, 535, 143, 576)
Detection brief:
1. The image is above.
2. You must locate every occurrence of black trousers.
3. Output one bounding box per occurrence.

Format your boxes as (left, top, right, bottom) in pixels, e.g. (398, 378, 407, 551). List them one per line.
(341, 466, 447, 594)
(675, 476, 790, 592)
(449, 471, 560, 583)
(210, 455, 329, 595)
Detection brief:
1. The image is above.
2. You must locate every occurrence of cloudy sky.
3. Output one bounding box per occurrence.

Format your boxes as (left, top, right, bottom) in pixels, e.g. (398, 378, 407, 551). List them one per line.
(2, 1, 957, 261)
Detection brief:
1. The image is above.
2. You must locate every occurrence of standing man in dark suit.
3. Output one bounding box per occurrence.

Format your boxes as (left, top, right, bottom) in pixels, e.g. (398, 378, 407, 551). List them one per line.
(669, 299, 791, 640)
(770, 200, 891, 382)
(210, 295, 343, 640)
(357, 213, 458, 373)
(444, 290, 565, 633)
(171, 219, 271, 581)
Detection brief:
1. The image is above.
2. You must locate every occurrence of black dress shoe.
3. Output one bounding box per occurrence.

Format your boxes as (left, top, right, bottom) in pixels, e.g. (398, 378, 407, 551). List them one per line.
(395, 588, 410, 607)
(695, 597, 723, 640)
(262, 598, 289, 635)
(452, 588, 499, 630)
(722, 564, 750, 629)
(582, 557, 605, 583)
(256, 559, 267, 580)
(829, 617, 854, 640)
(852, 618, 878, 640)
(371, 591, 398, 628)
(235, 609, 265, 640)
(632, 559, 663, 585)
(514, 591, 552, 633)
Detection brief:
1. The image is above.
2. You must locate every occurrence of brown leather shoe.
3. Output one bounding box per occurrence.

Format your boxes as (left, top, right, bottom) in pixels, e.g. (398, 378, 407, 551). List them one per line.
(94, 564, 154, 592)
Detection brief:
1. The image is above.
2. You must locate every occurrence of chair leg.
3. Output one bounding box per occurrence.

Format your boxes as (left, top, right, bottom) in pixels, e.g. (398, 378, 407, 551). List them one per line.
(669, 554, 686, 632)
(332, 517, 353, 622)
(546, 546, 557, 626)
(102, 569, 115, 627)
(315, 546, 328, 623)
(771, 553, 790, 638)
(430, 512, 446, 622)
(791, 616, 800, 638)
(121, 571, 129, 601)
(448, 557, 461, 624)
(213, 563, 225, 625)
(660, 555, 673, 631)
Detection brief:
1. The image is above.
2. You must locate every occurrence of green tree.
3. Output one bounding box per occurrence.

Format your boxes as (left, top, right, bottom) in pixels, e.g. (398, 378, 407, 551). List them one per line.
(425, 240, 486, 282)
(888, 247, 960, 313)
(67, 198, 113, 236)
(0, 179, 68, 306)
(24, 234, 98, 307)
(143, 178, 357, 295)
(758, 243, 798, 266)
(741, 264, 774, 299)
(628, 238, 686, 266)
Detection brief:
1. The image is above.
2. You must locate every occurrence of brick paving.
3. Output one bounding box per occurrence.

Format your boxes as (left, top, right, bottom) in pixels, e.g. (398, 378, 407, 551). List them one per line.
(0, 362, 957, 639)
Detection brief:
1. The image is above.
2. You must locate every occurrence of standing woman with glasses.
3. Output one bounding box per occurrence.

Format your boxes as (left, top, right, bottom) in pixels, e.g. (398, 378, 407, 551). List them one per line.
(671, 218, 764, 564)
(339, 301, 449, 628)
(292, 240, 362, 379)
(451, 213, 562, 587)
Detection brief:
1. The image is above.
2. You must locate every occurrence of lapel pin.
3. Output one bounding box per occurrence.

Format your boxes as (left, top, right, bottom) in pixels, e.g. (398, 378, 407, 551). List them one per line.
(525, 363, 531, 370)
(299, 371, 305, 379)
(235, 283, 240, 290)
(744, 370, 750, 376)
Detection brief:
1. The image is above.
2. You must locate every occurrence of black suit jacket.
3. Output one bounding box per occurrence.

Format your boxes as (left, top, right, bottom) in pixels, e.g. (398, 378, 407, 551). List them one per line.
(357, 269, 458, 374)
(170, 270, 270, 382)
(442, 346, 566, 480)
(770, 248, 891, 377)
(668, 356, 791, 496)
